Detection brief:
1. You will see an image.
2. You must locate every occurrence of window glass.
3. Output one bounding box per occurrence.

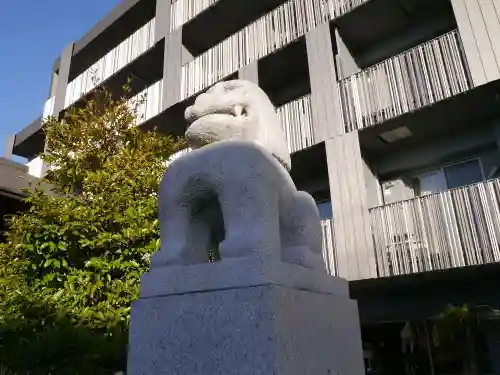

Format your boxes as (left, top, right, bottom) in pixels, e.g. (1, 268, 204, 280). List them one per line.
(317, 201, 332, 219)
(444, 159, 482, 189)
(417, 171, 447, 196)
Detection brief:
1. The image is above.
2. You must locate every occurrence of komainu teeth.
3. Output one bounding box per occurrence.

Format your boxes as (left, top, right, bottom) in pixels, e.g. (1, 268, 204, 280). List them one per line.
(233, 105, 243, 117)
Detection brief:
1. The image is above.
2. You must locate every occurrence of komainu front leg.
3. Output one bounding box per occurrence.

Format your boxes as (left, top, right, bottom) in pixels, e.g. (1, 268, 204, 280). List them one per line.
(218, 180, 281, 262)
(150, 204, 212, 268)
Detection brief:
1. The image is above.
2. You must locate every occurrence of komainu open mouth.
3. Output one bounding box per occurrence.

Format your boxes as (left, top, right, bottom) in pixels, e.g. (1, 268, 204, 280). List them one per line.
(186, 104, 248, 125)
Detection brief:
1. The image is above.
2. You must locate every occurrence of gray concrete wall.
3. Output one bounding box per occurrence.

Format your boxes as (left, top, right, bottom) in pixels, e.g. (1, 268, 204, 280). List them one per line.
(377, 145, 500, 205)
(182, 45, 194, 66)
(335, 29, 360, 79)
(358, 15, 454, 68)
(375, 126, 495, 176)
(452, 0, 500, 86)
(306, 24, 343, 142)
(363, 159, 382, 209)
(266, 80, 310, 108)
(371, 124, 500, 205)
(325, 132, 377, 280)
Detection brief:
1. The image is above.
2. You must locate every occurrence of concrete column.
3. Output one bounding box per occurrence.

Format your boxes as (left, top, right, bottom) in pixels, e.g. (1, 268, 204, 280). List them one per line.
(4, 135, 15, 159)
(155, 0, 172, 42)
(127, 258, 365, 374)
(162, 28, 187, 110)
(239, 62, 259, 84)
(335, 29, 360, 80)
(325, 132, 378, 280)
(451, 0, 500, 87)
(305, 23, 344, 142)
(48, 69, 59, 98)
(53, 43, 74, 116)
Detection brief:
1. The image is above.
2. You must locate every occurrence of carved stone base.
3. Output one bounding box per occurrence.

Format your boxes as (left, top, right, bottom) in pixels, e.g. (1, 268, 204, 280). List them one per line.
(127, 259, 365, 375)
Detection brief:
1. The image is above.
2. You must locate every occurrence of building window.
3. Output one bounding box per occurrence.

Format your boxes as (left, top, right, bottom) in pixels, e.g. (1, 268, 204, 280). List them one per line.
(317, 201, 332, 219)
(444, 159, 484, 189)
(416, 159, 483, 196)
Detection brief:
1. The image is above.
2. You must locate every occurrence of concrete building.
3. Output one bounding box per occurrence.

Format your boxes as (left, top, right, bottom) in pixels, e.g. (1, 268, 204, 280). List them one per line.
(6, 0, 500, 372)
(0, 156, 36, 241)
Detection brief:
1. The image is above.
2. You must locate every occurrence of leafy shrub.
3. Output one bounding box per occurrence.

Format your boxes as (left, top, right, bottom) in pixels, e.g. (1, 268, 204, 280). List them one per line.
(0, 85, 184, 374)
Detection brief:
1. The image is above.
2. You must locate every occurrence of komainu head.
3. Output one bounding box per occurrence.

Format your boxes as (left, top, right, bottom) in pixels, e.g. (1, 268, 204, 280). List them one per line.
(184, 79, 292, 171)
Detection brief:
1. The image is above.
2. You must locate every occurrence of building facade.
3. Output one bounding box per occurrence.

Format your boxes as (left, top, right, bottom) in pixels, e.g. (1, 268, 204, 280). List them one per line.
(0, 156, 35, 242)
(7, 0, 500, 372)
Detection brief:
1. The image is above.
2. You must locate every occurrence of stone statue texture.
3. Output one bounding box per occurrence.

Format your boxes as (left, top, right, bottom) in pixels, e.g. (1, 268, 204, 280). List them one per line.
(151, 79, 325, 271)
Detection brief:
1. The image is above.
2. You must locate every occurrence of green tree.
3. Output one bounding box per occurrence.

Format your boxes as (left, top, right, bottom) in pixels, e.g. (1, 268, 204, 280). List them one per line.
(432, 304, 500, 375)
(0, 84, 185, 375)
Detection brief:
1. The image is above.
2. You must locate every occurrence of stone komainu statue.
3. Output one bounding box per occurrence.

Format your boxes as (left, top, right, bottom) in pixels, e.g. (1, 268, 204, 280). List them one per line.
(151, 80, 325, 271)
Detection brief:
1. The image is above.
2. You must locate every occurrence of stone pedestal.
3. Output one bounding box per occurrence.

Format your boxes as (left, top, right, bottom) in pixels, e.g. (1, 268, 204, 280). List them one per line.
(127, 258, 365, 375)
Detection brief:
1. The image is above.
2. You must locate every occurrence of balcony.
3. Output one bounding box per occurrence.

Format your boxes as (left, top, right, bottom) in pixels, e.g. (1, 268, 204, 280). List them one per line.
(338, 30, 473, 133)
(370, 177, 500, 277)
(336, 0, 456, 68)
(180, 0, 368, 100)
(321, 178, 500, 280)
(277, 94, 314, 153)
(65, 18, 156, 109)
(129, 79, 164, 127)
(170, 0, 221, 31)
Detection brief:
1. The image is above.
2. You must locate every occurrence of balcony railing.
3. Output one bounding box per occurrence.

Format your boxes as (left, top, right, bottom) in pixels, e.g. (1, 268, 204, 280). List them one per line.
(181, 0, 368, 99)
(43, 96, 55, 120)
(370, 178, 500, 277)
(321, 218, 339, 276)
(170, 0, 221, 31)
(65, 18, 156, 109)
(277, 94, 314, 153)
(338, 30, 473, 133)
(129, 79, 164, 126)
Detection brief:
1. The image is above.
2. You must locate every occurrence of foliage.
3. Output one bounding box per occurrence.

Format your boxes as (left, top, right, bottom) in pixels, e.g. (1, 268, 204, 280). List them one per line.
(0, 84, 185, 374)
(432, 304, 500, 375)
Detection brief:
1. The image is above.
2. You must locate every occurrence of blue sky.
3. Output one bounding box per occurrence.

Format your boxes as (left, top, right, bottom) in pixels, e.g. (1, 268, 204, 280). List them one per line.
(0, 0, 121, 158)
